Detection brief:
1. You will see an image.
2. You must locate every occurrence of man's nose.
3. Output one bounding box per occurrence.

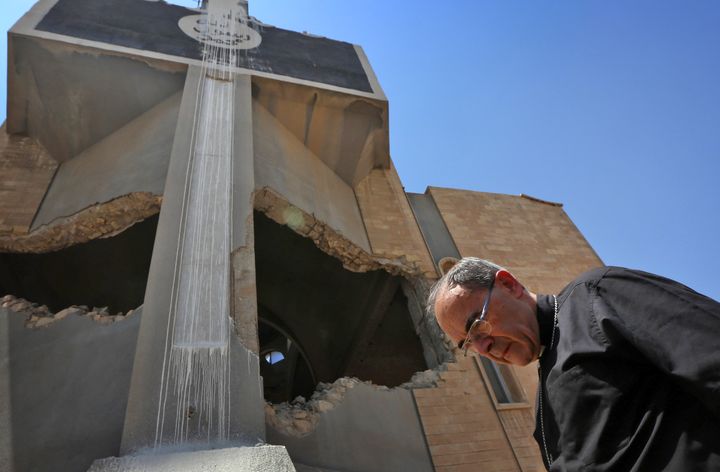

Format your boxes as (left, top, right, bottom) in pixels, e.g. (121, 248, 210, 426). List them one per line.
(471, 336, 494, 355)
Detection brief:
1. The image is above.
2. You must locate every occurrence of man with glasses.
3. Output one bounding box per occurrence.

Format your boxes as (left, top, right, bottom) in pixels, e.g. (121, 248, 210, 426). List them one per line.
(427, 257, 720, 471)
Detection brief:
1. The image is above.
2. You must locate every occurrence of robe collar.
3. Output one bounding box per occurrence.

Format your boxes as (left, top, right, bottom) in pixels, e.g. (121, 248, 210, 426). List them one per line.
(536, 294, 557, 354)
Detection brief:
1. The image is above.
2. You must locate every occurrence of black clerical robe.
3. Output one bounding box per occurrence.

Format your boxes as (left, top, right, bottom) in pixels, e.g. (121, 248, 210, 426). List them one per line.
(534, 266, 720, 471)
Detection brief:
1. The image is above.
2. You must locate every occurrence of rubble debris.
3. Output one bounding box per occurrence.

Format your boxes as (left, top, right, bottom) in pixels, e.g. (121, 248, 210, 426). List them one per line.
(265, 377, 365, 437)
(254, 188, 423, 278)
(266, 366, 448, 437)
(0, 294, 138, 328)
(0, 192, 162, 253)
(400, 367, 445, 389)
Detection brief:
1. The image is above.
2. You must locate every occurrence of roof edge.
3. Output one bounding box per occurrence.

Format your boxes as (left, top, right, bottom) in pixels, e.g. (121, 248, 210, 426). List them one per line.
(520, 193, 563, 207)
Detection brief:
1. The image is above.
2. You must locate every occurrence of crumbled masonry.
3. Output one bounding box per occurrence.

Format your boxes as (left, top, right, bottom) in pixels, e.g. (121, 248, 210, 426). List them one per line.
(0, 193, 162, 253)
(2, 187, 423, 281)
(401, 277, 455, 367)
(0, 294, 138, 328)
(400, 367, 445, 389)
(254, 187, 424, 278)
(266, 367, 446, 437)
(265, 378, 361, 437)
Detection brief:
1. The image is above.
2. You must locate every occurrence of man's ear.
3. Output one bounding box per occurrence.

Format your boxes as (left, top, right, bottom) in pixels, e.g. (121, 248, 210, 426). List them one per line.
(495, 269, 524, 297)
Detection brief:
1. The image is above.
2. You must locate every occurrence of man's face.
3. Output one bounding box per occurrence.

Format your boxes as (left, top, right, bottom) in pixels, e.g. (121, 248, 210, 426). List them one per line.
(434, 280, 540, 366)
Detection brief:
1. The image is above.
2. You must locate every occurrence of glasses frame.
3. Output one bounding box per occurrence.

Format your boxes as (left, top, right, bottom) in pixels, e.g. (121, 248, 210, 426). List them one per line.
(459, 278, 495, 356)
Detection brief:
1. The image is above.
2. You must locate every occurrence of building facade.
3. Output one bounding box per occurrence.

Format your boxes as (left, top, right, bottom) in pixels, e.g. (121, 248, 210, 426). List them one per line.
(0, 1, 601, 471)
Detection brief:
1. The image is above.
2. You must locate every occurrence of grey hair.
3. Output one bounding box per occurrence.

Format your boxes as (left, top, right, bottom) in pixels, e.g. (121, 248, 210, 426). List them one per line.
(426, 257, 504, 316)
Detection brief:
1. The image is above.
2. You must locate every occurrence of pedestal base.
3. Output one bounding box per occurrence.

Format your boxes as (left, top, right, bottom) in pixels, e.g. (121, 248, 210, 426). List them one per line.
(88, 446, 296, 472)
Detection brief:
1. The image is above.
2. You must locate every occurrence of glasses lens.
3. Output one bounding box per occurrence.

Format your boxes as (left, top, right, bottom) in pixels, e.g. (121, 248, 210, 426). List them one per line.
(462, 319, 492, 356)
(460, 280, 495, 356)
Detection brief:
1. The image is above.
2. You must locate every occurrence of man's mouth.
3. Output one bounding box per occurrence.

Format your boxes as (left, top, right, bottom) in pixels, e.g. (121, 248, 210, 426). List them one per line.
(491, 343, 511, 362)
(502, 344, 511, 360)
(489, 342, 510, 360)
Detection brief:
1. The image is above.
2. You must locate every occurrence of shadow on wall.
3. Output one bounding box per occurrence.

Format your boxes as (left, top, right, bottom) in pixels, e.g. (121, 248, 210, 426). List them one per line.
(0, 215, 159, 313)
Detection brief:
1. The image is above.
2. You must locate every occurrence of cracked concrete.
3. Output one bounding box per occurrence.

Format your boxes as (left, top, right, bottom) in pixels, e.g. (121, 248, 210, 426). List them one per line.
(401, 277, 455, 367)
(254, 187, 424, 278)
(266, 368, 445, 438)
(0, 294, 138, 329)
(0, 192, 161, 253)
(266, 378, 364, 438)
(265, 377, 435, 472)
(0, 298, 143, 472)
(232, 244, 260, 354)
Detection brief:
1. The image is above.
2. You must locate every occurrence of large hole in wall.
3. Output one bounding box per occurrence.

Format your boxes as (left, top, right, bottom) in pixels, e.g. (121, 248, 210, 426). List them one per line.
(254, 211, 428, 403)
(0, 215, 158, 313)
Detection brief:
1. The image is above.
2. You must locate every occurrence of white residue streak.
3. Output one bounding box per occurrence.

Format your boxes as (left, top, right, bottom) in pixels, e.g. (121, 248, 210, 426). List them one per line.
(156, 0, 254, 448)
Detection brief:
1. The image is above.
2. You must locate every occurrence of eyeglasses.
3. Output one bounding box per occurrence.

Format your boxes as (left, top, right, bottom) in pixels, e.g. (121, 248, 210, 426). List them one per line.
(458, 279, 495, 357)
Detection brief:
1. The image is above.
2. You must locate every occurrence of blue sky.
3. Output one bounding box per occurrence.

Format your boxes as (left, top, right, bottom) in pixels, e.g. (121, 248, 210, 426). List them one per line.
(2, 1, 718, 300)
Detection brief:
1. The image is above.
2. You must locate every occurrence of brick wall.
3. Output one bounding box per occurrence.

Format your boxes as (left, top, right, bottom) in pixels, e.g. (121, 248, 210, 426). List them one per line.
(415, 356, 523, 472)
(355, 163, 436, 278)
(428, 187, 602, 294)
(0, 125, 57, 235)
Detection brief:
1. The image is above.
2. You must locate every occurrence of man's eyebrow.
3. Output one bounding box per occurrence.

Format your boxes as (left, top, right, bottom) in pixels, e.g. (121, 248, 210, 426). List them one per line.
(464, 311, 481, 333)
(457, 310, 482, 349)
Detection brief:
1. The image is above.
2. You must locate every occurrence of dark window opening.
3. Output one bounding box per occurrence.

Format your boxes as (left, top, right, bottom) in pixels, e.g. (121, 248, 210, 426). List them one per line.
(258, 317, 317, 404)
(264, 351, 285, 365)
(0, 214, 158, 314)
(254, 211, 428, 403)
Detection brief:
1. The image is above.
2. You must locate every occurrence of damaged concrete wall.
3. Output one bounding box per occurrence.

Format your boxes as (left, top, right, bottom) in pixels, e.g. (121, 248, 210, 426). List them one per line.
(266, 378, 434, 472)
(0, 193, 162, 254)
(255, 188, 423, 277)
(254, 210, 430, 391)
(0, 298, 141, 472)
(0, 214, 157, 313)
(254, 188, 450, 380)
(253, 98, 371, 254)
(31, 91, 180, 229)
(401, 278, 453, 369)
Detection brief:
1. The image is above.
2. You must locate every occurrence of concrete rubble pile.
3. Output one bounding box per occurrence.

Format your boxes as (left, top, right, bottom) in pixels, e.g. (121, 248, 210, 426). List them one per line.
(266, 368, 444, 437)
